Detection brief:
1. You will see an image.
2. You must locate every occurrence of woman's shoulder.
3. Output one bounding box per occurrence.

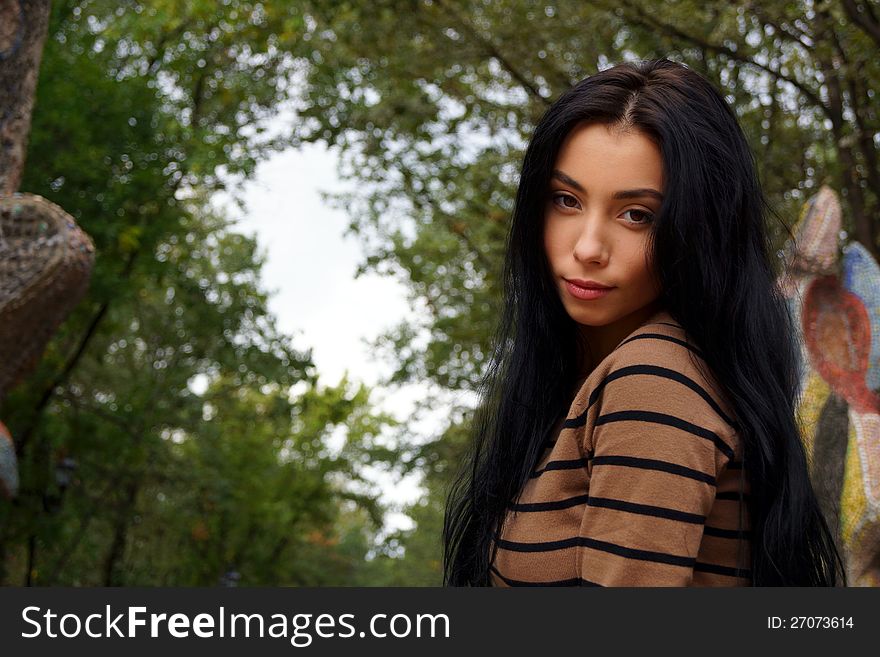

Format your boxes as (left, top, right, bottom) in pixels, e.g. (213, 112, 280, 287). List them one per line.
(582, 309, 710, 391)
(568, 310, 741, 463)
(606, 310, 700, 369)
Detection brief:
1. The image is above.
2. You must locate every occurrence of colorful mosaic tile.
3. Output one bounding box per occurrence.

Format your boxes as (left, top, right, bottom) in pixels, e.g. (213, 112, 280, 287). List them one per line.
(850, 410, 880, 508)
(842, 241, 880, 393)
(780, 273, 817, 396)
(802, 275, 880, 414)
(840, 411, 880, 586)
(796, 369, 832, 468)
(0, 421, 17, 499)
(789, 184, 841, 275)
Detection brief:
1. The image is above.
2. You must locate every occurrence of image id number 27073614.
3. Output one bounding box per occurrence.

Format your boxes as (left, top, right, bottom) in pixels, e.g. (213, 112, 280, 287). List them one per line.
(767, 616, 854, 630)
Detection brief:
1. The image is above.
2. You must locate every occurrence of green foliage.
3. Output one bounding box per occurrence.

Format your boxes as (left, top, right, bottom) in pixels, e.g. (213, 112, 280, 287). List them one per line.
(0, 0, 400, 586)
(292, 0, 880, 391)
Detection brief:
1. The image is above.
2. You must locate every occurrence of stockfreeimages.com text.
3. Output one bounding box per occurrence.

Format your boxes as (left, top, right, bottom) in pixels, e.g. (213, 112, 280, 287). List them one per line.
(22, 605, 450, 646)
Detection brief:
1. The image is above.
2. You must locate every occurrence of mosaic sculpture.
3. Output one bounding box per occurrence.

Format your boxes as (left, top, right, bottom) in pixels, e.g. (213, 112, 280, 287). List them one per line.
(0, 2, 95, 500)
(0, 194, 94, 403)
(0, 198, 95, 502)
(777, 184, 880, 586)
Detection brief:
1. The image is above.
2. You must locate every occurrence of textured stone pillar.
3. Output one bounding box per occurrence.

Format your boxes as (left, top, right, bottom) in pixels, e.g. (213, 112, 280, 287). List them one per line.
(0, 0, 52, 195)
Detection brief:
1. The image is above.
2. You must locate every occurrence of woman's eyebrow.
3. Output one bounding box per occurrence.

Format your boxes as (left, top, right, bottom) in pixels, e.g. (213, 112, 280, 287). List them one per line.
(551, 169, 664, 201)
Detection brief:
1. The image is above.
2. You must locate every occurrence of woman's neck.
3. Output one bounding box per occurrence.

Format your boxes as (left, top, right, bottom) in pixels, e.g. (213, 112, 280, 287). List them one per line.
(577, 300, 665, 379)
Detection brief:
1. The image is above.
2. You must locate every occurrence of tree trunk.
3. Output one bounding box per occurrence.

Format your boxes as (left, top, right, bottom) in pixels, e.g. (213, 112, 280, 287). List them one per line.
(0, 0, 51, 196)
(102, 478, 140, 586)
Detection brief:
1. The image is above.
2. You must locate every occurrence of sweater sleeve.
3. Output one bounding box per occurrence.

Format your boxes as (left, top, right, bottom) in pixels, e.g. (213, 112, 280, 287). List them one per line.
(577, 355, 736, 586)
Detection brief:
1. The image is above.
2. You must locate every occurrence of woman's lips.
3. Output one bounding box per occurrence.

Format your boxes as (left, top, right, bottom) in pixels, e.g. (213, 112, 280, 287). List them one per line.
(564, 279, 614, 300)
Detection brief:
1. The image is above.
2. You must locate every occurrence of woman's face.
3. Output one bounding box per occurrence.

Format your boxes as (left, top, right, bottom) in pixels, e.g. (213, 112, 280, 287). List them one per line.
(543, 121, 664, 358)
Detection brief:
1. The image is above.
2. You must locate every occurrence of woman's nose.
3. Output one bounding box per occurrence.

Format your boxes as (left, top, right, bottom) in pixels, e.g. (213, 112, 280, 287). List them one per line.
(572, 215, 610, 265)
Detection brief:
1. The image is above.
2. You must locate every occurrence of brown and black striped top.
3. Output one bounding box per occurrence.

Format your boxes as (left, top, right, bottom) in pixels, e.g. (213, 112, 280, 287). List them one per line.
(489, 308, 752, 586)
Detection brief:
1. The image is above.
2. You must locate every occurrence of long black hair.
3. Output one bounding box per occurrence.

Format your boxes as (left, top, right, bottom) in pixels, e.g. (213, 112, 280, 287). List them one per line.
(442, 57, 847, 586)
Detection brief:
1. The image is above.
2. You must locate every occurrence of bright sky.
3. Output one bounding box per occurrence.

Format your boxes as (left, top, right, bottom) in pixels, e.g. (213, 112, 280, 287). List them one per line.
(212, 141, 473, 537)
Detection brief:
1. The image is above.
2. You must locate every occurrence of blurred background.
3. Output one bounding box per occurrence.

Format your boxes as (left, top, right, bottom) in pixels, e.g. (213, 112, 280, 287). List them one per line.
(1, 0, 878, 585)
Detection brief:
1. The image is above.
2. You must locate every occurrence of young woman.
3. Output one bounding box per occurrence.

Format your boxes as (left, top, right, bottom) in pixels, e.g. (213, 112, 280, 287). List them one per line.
(442, 58, 846, 586)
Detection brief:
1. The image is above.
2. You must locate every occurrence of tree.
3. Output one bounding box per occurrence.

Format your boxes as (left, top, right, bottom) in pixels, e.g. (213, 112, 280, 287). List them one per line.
(0, 0, 51, 195)
(0, 0, 401, 586)
(288, 0, 879, 393)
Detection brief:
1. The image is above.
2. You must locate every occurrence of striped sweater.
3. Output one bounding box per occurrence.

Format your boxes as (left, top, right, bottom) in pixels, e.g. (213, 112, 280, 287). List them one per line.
(489, 309, 752, 586)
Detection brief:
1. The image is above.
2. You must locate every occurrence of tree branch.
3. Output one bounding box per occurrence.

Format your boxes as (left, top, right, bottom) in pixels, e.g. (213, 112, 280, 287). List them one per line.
(14, 249, 138, 457)
(842, 0, 880, 49)
(813, 4, 877, 257)
(613, 0, 828, 117)
(432, 0, 552, 106)
(745, 1, 816, 51)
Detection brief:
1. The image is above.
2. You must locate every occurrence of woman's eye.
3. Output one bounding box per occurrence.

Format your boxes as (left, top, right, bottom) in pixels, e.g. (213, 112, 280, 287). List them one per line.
(622, 209, 655, 225)
(551, 193, 580, 210)
(550, 194, 654, 225)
